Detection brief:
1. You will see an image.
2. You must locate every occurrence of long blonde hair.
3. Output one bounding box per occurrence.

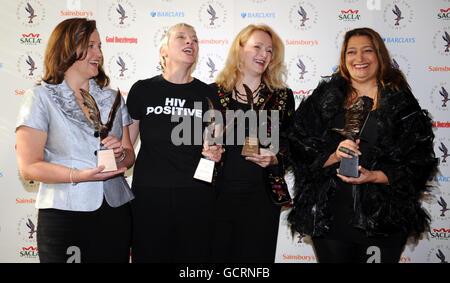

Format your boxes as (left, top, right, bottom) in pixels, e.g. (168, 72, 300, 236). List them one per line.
(159, 22, 198, 74)
(216, 24, 287, 92)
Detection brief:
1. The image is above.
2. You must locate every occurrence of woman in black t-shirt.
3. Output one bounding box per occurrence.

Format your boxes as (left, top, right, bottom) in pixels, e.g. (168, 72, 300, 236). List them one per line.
(126, 23, 222, 263)
(209, 24, 294, 263)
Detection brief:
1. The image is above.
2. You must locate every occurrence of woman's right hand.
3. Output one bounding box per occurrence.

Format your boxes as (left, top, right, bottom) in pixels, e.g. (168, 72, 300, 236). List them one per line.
(323, 138, 361, 168)
(72, 166, 127, 183)
(335, 139, 361, 161)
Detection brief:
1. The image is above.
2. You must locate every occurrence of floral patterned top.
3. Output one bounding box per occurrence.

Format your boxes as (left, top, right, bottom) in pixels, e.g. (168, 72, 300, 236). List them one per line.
(210, 82, 295, 205)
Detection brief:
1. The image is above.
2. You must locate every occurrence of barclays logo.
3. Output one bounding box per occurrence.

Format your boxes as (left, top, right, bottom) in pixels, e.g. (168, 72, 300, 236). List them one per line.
(382, 37, 416, 44)
(150, 11, 185, 18)
(429, 176, 450, 182)
(240, 12, 275, 19)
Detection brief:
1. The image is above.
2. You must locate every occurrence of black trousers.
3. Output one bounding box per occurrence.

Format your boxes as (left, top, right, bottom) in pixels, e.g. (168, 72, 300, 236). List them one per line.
(312, 236, 406, 263)
(211, 188, 281, 263)
(131, 186, 215, 263)
(37, 200, 132, 263)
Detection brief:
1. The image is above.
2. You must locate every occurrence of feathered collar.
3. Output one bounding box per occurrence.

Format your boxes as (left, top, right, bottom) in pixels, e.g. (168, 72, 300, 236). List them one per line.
(309, 74, 416, 123)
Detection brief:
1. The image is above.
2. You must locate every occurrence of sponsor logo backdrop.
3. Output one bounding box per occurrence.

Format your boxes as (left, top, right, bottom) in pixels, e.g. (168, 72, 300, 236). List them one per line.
(0, 0, 448, 263)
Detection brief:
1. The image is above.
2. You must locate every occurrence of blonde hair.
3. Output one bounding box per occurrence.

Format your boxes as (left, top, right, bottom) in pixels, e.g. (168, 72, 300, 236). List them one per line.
(159, 23, 198, 74)
(216, 24, 287, 92)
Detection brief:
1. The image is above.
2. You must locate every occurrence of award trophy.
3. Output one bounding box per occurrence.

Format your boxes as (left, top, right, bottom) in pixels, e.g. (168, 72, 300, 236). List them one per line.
(194, 97, 220, 183)
(332, 96, 373, 177)
(241, 84, 260, 157)
(194, 97, 237, 183)
(80, 88, 121, 172)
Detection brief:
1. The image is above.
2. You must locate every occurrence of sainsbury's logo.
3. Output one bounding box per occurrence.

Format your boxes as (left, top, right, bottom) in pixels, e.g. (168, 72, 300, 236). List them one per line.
(282, 254, 316, 262)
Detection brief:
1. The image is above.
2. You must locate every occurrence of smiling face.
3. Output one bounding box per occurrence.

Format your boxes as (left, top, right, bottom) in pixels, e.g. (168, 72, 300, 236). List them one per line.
(344, 35, 379, 85)
(240, 30, 273, 78)
(65, 29, 103, 81)
(160, 25, 199, 70)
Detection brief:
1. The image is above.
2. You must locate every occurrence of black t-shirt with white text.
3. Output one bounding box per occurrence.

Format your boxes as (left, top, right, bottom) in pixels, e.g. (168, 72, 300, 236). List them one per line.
(126, 75, 214, 189)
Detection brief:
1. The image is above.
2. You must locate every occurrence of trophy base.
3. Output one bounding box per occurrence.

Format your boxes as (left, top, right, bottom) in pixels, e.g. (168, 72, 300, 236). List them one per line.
(241, 137, 259, 156)
(339, 156, 359, 178)
(97, 149, 118, 172)
(194, 158, 215, 183)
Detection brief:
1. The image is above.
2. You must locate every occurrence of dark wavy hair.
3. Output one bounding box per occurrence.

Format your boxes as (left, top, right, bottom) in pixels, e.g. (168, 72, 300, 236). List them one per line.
(40, 18, 109, 88)
(338, 27, 410, 107)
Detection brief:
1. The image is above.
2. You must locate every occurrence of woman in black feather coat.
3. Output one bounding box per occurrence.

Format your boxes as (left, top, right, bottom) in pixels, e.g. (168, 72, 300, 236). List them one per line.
(287, 27, 438, 263)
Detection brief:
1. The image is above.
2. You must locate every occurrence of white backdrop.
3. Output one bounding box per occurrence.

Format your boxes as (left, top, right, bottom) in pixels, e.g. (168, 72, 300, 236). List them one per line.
(0, 0, 448, 263)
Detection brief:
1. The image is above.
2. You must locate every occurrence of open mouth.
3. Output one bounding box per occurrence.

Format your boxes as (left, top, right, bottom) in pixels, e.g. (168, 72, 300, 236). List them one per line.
(89, 61, 99, 66)
(182, 48, 194, 55)
(354, 63, 369, 69)
(255, 59, 266, 66)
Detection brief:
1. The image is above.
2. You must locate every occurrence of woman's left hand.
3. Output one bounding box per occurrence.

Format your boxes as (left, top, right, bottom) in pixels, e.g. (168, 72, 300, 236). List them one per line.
(337, 166, 379, 184)
(245, 148, 278, 168)
(101, 135, 124, 159)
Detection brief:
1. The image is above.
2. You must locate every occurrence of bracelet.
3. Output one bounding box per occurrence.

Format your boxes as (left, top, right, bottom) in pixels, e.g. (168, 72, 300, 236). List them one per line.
(117, 150, 126, 163)
(69, 167, 77, 186)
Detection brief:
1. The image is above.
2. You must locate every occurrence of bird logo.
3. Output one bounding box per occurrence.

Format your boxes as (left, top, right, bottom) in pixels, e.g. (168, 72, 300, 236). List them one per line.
(207, 5, 218, 26)
(26, 55, 37, 76)
(116, 56, 128, 77)
(26, 218, 36, 239)
(440, 87, 449, 107)
(438, 196, 450, 217)
(392, 58, 400, 70)
(297, 59, 307, 80)
(206, 58, 217, 78)
(25, 3, 37, 24)
(443, 31, 450, 52)
(116, 4, 128, 25)
(439, 142, 449, 163)
(436, 249, 447, 263)
(298, 6, 309, 27)
(392, 4, 404, 26)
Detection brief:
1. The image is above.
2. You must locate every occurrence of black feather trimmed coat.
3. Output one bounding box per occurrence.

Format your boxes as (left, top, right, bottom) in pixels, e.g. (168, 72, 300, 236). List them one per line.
(287, 74, 438, 239)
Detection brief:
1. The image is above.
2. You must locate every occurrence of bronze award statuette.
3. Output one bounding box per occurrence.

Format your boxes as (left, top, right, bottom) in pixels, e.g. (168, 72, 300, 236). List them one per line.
(241, 84, 260, 157)
(332, 96, 374, 178)
(80, 88, 121, 172)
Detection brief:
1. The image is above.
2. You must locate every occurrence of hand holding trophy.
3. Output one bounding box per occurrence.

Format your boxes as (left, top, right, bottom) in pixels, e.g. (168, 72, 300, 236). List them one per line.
(194, 97, 235, 183)
(80, 88, 122, 172)
(332, 96, 373, 177)
(240, 84, 260, 157)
